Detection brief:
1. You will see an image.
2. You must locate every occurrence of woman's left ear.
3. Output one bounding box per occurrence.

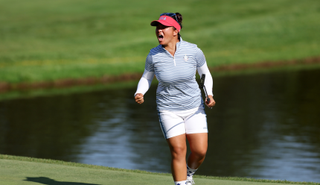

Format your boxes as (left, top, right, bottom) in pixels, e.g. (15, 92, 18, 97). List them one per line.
(173, 29, 179, 36)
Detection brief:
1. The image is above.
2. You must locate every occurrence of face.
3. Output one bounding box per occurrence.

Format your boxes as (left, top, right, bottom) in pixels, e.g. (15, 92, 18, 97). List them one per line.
(155, 23, 179, 46)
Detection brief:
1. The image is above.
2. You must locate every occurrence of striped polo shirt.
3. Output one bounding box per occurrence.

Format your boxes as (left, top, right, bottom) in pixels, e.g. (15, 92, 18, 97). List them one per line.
(145, 38, 206, 111)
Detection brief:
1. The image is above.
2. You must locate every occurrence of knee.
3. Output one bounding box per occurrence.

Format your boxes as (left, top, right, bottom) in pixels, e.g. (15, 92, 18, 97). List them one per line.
(170, 145, 187, 159)
(192, 148, 207, 159)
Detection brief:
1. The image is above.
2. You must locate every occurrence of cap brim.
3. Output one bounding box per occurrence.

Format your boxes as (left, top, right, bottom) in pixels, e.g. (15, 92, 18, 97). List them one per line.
(150, 20, 158, 26)
(150, 20, 172, 27)
(150, 16, 181, 32)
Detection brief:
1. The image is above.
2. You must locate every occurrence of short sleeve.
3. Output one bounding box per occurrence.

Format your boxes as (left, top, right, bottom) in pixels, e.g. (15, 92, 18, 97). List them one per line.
(195, 48, 206, 68)
(145, 54, 154, 72)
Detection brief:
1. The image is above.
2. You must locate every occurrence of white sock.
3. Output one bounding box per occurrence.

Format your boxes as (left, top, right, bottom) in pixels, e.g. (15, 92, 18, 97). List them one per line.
(187, 165, 197, 178)
(174, 180, 186, 185)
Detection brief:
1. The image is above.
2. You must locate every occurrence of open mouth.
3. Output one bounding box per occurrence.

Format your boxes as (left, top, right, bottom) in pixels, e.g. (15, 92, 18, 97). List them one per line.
(158, 34, 164, 42)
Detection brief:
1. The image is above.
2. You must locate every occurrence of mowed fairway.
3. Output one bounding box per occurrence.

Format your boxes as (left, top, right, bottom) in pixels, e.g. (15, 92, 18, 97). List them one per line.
(0, 0, 320, 83)
(1, 155, 319, 185)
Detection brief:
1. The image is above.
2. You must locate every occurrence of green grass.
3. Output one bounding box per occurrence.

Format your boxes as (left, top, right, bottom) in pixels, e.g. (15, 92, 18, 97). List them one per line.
(0, 0, 320, 83)
(0, 79, 141, 101)
(1, 62, 320, 102)
(1, 154, 319, 185)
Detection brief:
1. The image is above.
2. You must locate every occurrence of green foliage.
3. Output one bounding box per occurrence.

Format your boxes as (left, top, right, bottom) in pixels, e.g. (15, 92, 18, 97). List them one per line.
(0, 0, 319, 83)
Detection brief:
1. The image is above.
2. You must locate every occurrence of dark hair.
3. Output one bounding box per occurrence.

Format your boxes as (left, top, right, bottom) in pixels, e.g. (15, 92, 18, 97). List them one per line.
(174, 12, 183, 29)
(172, 12, 182, 40)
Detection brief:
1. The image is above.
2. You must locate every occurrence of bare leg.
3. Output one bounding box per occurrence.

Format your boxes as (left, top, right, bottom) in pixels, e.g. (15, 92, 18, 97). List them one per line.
(187, 133, 208, 169)
(167, 134, 188, 181)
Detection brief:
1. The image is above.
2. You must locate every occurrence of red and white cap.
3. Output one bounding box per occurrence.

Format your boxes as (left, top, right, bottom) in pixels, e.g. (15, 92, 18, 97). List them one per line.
(150, 15, 181, 32)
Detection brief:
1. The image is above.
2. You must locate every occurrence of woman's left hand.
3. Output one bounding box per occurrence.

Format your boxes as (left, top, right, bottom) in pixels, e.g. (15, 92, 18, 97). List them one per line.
(205, 95, 216, 108)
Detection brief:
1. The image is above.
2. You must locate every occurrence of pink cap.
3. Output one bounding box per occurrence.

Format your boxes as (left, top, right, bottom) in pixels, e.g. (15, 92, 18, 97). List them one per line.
(150, 15, 181, 32)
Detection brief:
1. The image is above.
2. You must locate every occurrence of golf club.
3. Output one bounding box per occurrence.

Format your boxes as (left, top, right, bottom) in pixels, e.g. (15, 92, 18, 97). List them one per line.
(200, 74, 212, 109)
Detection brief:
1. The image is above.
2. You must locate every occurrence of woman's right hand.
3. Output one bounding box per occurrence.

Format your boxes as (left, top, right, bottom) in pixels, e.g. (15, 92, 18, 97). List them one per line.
(135, 93, 144, 104)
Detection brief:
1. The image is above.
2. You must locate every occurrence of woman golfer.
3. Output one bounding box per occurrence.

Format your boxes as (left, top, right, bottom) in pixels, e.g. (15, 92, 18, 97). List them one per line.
(134, 12, 215, 185)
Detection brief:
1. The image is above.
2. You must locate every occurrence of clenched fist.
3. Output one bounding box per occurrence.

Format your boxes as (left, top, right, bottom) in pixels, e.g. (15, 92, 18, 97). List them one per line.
(135, 93, 144, 104)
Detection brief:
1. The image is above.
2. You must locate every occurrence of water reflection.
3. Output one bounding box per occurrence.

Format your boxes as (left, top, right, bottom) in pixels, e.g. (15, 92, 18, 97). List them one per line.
(0, 93, 102, 161)
(201, 69, 320, 182)
(0, 68, 320, 183)
(77, 89, 169, 172)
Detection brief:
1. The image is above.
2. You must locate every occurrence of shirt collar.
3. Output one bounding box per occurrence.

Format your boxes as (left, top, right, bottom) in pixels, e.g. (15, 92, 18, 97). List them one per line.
(176, 37, 182, 51)
(160, 37, 183, 54)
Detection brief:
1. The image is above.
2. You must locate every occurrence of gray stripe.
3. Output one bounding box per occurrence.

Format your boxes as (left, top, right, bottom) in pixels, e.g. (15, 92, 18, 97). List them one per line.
(146, 38, 206, 111)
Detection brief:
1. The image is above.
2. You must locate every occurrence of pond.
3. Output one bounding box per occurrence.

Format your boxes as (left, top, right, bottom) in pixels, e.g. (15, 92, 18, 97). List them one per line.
(0, 67, 320, 183)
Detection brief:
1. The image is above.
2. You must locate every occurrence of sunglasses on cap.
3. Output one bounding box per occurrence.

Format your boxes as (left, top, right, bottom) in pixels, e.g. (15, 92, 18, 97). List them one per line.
(160, 13, 179, 23)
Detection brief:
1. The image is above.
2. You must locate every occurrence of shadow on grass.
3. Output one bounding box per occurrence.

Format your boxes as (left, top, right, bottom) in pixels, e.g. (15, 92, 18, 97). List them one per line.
(25, 177, 101, 185)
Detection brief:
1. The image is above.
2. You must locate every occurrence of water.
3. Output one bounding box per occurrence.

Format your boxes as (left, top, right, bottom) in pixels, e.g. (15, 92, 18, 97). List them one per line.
(0, 67, 320, 183)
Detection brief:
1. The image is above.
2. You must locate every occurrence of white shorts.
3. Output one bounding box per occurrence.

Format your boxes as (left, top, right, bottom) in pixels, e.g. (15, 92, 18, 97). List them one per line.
(158, 106, 208, 139)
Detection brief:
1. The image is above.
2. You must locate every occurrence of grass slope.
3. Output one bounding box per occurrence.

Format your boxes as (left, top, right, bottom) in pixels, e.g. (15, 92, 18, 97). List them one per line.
(0, 0, 320, 83)
(0, 155, 319, 185)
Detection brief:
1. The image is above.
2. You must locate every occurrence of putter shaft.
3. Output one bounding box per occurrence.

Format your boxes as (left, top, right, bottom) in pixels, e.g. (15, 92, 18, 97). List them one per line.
(200, 74, 212, 109)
